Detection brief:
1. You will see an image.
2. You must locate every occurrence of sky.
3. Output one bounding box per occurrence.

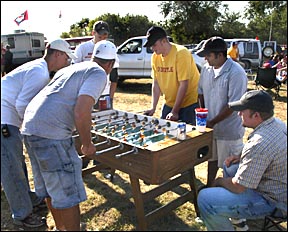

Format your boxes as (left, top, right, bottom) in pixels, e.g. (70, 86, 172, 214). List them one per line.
(1, 1, 249, 41)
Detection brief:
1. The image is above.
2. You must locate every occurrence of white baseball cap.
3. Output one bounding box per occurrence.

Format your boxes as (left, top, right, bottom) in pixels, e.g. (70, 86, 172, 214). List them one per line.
(46, 39, 77, 60)
(92, 40, 119, 67)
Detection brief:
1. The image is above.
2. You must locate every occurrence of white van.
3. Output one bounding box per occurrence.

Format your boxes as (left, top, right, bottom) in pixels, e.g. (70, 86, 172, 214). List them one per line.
(1, 30, 45, 68)
(225, 38, 262, 69)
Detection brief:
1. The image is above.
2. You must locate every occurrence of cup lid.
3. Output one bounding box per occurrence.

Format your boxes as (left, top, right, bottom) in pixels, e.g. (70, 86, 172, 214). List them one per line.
(195, 108, 208, 112)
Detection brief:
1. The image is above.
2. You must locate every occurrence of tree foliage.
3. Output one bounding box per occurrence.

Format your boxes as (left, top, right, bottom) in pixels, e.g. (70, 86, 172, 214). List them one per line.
(60, 1, 287, 45)
(244, 1, 287, 43)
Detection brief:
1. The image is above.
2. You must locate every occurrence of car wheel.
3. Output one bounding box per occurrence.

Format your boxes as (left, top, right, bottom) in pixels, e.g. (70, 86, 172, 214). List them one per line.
(262, 46, 274, 58)
(242, 60, 250, 69)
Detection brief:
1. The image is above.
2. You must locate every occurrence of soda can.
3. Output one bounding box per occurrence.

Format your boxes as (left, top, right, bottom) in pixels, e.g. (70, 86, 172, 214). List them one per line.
(99, 98, 107, 110)
(104, 96, 111, 109)
(177, 122, 186, 141)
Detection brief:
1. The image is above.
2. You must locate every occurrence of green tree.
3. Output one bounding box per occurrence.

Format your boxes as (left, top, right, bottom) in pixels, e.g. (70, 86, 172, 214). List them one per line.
(216, 8, 248, 38)
(244, 1, 287, 43)
(159, 1, 223, 43)
(60, 14, 153, 46)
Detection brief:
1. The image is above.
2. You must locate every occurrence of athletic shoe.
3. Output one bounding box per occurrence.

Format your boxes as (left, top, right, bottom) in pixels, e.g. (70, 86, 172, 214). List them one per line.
(230, 218, 249, 231)
(33, 199, 47, 213)
(13, 213, 46, 228)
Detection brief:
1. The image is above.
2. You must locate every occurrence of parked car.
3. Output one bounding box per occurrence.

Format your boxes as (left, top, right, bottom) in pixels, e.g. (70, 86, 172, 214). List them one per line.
(190, 40, 206, 53)
(225, 38, 263, 69)
(116, 36, 205, 82)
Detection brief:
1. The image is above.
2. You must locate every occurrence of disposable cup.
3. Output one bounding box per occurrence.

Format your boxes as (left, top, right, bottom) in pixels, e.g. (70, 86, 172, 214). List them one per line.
(195, 108, 208, 132)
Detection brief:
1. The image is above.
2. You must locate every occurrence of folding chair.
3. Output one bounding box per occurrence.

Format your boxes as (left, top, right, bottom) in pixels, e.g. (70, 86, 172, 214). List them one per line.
(262, 203, 287, 231)
(255, 67, 281, 99)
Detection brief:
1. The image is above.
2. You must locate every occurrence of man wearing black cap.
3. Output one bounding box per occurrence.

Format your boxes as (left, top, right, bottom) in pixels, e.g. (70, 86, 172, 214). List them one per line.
(196, 36, 247, 190)
(197, 90, 287, 231)
(143, 26, 200, 124)
(73, 20, 118, 111)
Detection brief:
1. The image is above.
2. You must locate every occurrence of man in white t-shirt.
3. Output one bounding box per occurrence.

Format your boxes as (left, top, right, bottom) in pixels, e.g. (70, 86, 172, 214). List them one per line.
(73, 20, 118, 109)
(1, 39, 75, 228)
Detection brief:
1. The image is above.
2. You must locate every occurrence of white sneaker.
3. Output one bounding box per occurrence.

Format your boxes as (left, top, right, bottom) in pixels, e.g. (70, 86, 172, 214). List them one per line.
(230, 218, 249, 231)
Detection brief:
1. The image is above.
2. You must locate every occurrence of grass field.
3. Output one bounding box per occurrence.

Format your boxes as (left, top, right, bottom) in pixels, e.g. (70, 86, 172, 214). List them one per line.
(1, 78, 287, 231)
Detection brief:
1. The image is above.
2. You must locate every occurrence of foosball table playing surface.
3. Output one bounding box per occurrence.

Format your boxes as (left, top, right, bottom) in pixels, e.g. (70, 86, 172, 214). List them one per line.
(74, 109, 213, 230)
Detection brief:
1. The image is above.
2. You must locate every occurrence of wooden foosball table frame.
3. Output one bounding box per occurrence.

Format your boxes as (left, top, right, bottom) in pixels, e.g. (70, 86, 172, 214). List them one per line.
(75, 110, 213, 230)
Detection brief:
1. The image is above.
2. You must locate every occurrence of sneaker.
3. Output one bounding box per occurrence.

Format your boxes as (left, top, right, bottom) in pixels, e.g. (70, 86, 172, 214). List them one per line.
(13, 213, 46, 228)
(33, 199, 47, 213)
(230, 218, 249, 231)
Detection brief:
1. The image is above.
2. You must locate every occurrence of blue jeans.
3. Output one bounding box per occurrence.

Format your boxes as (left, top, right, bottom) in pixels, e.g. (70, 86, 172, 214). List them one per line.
(1, 124, 43, 220)
(161, 102, 199, 125)
(197, 162, 276, 231)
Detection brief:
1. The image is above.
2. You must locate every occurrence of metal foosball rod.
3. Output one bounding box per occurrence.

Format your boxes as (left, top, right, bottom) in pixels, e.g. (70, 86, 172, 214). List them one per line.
(117, 126, 152, 141)
(80, 143, 123, 159)
(96, 116, 137, 133)
(94, 112, 149, 134)
(94, 138, 111, 147)
(93, 113, 133, 129)
(115, 146, 138, 158)
(91, 110, 119, 120)
(72, 134, 99, 142)
(95, 143, 124, 155)
(92, 115, 119, 124)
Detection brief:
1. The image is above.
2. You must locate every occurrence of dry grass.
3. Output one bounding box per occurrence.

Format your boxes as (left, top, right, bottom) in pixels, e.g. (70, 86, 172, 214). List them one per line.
(1, 78, 287, 231)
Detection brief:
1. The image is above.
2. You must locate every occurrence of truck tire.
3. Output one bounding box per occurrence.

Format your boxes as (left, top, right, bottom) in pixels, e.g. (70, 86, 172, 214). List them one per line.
(242, 60, 250, 69)
(262, 46, 274, 58)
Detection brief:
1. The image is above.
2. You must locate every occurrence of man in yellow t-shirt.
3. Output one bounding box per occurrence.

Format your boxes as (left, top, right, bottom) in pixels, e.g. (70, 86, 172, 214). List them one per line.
(143, 26, 199, 125)
(227, 41, 245, 69)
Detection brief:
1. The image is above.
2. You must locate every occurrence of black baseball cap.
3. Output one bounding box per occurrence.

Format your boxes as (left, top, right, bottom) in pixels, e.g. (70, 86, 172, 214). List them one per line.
(94, 21, 110, 35)
(143, 26, 167, 47)
(228, 90, 274, 112)
(196, 36, 227, 57)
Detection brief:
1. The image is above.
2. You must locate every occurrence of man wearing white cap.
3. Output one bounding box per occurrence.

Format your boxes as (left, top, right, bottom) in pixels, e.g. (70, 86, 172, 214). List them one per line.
(21, 40, 118, 231)
(1, 38, 74, 228)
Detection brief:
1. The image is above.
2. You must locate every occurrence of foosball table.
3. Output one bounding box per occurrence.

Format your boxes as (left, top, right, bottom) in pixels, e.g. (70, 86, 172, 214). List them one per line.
(74, 109, 213, 230)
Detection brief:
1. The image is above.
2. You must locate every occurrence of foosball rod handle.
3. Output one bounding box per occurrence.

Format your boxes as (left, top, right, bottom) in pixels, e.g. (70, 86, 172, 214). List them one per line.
(115, 147, 138, 159)
(94, 139, 111, 147)
(95, 143, 124, 155)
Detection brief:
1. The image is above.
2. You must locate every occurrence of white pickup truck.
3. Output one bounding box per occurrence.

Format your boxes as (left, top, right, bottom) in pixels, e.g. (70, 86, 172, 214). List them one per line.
(117, 36, 206, 82)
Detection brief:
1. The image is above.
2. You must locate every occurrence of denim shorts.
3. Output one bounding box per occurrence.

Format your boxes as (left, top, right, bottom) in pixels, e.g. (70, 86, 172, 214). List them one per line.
(23, 135, 87, 209)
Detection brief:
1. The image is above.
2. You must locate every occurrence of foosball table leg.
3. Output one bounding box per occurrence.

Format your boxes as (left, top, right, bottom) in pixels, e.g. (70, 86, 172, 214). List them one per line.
(187, 167, 200, 217)
(129, 175, 148, 231)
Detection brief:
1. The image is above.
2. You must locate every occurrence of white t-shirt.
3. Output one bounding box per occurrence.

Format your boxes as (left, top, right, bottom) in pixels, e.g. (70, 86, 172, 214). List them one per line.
(21, 61, 107, 139)
(1, 58, 50, 127)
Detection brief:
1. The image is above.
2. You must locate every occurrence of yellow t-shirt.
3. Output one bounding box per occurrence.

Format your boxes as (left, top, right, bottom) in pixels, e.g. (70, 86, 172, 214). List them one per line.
(227, 46, 239, 60)
(151, 43, 199, 108)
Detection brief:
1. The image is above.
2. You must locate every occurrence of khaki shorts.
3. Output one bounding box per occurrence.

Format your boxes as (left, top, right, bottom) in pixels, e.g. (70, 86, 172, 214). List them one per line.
(209, 138, 244, 168)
